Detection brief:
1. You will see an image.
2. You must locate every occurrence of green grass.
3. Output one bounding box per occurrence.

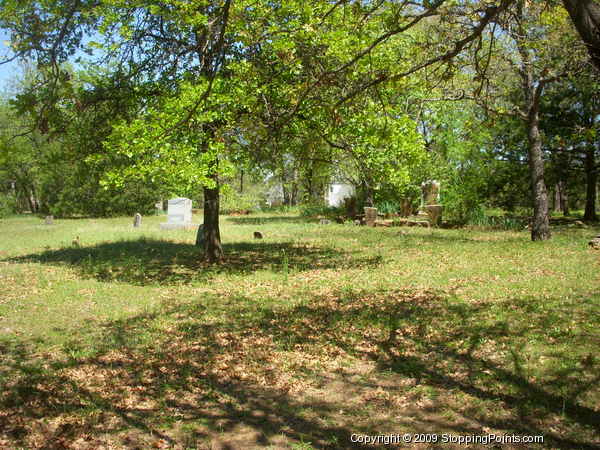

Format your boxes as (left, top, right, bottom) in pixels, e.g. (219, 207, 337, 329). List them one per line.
(0, 213, 599, 449)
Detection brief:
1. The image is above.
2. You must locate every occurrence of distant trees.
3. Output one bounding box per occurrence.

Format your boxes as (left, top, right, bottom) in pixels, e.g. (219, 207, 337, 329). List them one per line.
(2, 0, 600, 256)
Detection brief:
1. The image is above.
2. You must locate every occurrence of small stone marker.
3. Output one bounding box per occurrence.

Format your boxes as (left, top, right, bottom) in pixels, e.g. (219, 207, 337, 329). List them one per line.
(160, 197, 194, 229)
(425, 205, 443, 227)
(364, 207, 378, 227)
(319, 218, 331, 225)
(399, 199, 412, 217)
(418, 180, 442, 227)
(589, 236, 600, 249)
(254, 231, 263, 239)
(44, 215, 54, 225)
(133, 213, 142, 228)
(195, 224, 204, 247)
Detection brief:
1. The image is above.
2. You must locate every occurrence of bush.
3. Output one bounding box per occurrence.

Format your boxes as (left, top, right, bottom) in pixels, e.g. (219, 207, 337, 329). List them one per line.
(220, 189, 261, 214)
(375, 200, 399, 215)
(0, 193, 17, 218)
(466, 207, 526, 230)
(442, 173, 486, 224)
(300, 203, 343, 217)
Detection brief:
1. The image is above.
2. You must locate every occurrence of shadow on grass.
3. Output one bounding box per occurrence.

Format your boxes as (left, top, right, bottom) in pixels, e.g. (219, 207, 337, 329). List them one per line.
(1, 289, 598, 448)
(5, 238, 382, 285)
(225, 215, 312, 225)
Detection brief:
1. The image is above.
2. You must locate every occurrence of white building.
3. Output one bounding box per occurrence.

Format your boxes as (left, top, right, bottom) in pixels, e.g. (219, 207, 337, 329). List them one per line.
(326, 183, 355, 207)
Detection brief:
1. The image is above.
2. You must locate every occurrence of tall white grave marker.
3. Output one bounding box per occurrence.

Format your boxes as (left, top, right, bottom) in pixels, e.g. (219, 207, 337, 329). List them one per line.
(160, 197, 193, 229)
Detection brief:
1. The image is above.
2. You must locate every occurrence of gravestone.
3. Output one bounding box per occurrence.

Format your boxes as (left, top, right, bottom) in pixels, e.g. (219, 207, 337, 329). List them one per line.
(364, 207, 378, 227)
(133, 213, 142, 228)
(195, 224, 204, 247)
(421, 180, 441, 207)
(399, 199, 413, 217)
(319, 218, 331, 225)
(419, 180, 443, 227)
(44, 215, 54, 225)
(160, 197, 193, 229)
(425, 205, 442, 227)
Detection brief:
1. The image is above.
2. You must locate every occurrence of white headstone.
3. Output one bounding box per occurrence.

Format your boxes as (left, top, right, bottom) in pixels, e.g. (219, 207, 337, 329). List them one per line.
(160, 197, 193, 229)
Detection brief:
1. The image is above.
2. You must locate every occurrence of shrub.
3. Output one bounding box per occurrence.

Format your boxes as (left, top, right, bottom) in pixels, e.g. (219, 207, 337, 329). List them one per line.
(0, 193, 17, 218)
(375, 200, 399, 215)
(220, 189, 261, 214)
(300, 203, 343, 217)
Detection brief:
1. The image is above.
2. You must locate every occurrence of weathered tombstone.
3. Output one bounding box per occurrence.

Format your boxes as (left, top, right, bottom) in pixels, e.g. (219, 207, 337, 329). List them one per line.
(399, 199, 413, 217)
(589, 235, 600, 249)
(364, 207, 378, 227)
(195, 224, 204, 247)
(425, 205, 443, 227)
(319, 218, 331, 225)
(133, 213, 142, 228)
(44, 215, 54, 225)
(160, 197, 193, 229)
(419, 180, 442, 227)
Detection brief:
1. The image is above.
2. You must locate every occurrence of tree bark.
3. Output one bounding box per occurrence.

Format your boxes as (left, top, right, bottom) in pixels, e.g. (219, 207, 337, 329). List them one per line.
(562, 0, 600, 71)
(584, 145, 598, 221)
(363, 180, 375, 207)
(203, 178, 224, 262)
(559, 180, 569, 216)
(526, 108, 551, 240)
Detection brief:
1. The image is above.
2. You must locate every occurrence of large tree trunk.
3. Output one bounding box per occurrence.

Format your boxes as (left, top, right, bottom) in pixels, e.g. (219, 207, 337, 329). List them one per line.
(563, 0, 600, 71)
(584, 145, 598, 221)
(203, 177, 224, 263)
(526, 109, 551, 241)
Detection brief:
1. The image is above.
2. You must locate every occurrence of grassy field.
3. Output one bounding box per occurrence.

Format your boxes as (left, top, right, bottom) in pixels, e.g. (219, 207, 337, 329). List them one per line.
(0, 213, 599, 449)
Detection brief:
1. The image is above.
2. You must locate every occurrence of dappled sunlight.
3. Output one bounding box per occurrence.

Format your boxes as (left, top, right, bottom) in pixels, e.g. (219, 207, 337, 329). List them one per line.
(1, 288, 598, 448)
(5, 238, 383, 286)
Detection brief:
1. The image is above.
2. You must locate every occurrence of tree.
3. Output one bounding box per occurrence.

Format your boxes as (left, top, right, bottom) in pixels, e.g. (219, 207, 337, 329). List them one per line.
(471, 2, 586, 240)
(562, 0, 600, 71)
(0, 0, 527, 259)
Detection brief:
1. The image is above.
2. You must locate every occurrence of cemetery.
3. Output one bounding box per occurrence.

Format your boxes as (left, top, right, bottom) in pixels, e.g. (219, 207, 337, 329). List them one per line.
(1, 1, 600, 448)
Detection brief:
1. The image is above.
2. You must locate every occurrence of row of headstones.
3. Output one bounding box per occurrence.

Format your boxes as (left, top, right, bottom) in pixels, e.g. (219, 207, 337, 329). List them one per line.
(133, 198, 193, 228)
(43, 198, 190, 229)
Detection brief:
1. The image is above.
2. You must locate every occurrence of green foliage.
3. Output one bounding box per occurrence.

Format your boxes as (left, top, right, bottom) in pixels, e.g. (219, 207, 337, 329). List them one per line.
(219, 188, 261, 214)
(331, 103, 428, 199)
(466, 208, 527, 230)
(442, 173, 487, 225)
(299, 203, 343, 217)
(375, 200, 399, 215)
(0, 193, 17, 218)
